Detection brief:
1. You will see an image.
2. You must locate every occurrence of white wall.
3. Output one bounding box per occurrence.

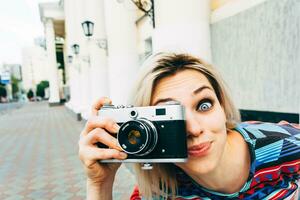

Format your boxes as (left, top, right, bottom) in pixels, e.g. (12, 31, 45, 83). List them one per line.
(21, 46, 49, 91)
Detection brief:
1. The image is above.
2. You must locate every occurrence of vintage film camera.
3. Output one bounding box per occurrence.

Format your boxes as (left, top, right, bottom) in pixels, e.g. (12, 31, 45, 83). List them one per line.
(97, 102, 188, 164)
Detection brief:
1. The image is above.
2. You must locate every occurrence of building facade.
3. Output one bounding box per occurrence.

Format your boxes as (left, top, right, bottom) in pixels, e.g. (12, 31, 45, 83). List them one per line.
(21, 46, 50, 93)
(39, 0, 299, 122)
(0, 64, 23, 101)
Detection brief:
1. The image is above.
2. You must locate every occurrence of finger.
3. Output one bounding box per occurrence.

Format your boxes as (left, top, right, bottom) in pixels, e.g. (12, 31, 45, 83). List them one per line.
(80, 146, 127, 163)
(91, 97, 112, 116)
(82, 117, 120, 136)
(82, 128, 122, 151)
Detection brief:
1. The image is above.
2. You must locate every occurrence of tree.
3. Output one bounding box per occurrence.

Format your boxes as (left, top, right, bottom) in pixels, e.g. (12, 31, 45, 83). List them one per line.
(11, 75, 20, 99)
(27, 89, 34, 100)
(0, 85, 7, 98)
(40, 80, 49, 88)
(36, 80, 49, 98)
(36, 83, 45, 98)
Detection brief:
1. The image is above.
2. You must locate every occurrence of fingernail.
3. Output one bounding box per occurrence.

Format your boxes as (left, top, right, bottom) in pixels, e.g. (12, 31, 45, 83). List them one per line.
(103, 97, 111, 104)
(119, 152, 127, 159)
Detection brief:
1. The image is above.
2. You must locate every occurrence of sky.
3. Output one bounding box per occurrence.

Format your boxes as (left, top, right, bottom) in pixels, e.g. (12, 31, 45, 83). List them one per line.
(0, 0, 58, 65)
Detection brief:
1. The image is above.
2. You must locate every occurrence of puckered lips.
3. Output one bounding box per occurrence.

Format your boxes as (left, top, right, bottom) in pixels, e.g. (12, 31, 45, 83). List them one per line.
(188, 141, 212, 157)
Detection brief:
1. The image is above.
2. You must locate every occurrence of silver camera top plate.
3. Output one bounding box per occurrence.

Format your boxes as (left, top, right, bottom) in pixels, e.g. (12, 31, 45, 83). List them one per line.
(98, 104, 185, 122)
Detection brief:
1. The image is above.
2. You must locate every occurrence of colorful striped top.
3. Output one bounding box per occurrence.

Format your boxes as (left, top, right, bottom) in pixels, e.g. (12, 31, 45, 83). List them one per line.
(130, 121, 300, 200)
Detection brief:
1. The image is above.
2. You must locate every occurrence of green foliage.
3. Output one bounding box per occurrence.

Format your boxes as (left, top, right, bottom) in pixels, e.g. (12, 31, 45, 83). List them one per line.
(40, 80, 49, 88)
(0, 85, 7, 97)
(36, 80, 49, 98)
(11, 75, 20, 96)
(27, 89, 34, 99)
(36, 84, 45, 98)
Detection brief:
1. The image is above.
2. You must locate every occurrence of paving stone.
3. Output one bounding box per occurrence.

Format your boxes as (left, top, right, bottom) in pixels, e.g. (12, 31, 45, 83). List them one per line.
(2, 194, 25, 200)
(52, 192, 74, 200)
(0, 102, 136, 199)
(69, 196, 84, 200)
(26, 189, 49, 199)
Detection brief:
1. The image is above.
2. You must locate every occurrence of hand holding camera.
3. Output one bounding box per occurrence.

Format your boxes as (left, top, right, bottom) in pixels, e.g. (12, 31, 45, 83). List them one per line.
(78, 97, 128, 192)
(79, 96, 188, 190)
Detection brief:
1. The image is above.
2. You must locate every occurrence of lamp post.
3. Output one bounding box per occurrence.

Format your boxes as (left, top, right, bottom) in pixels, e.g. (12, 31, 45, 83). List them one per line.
(67, 55, 73, 64)
(70, 44, 81, 71)
(81, 21, 94, 37)
(71, 44, 80, 55)
(81, 20, 108, 51)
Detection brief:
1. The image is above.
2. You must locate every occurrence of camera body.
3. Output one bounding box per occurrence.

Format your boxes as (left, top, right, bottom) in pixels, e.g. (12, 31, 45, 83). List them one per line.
(98, 103, 187, 163)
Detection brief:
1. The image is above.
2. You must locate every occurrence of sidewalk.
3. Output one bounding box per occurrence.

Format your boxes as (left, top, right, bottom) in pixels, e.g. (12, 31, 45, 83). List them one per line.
(0, 102, 136, 200)
(0, 102, 24, 115)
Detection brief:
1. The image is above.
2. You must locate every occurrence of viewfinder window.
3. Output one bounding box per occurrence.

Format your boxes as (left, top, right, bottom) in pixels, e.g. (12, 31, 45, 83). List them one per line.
(156, 108, 166, 116)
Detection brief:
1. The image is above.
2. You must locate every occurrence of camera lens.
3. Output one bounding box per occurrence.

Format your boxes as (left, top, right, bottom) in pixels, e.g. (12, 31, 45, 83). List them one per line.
(118, 119, 158, 156)
(127, 130, 141, 145)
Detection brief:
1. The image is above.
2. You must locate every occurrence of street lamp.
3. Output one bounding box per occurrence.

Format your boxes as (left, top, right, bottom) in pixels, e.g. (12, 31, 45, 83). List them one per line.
(81, 20, 108, 50)
(81, 21, 94, 37)
(71, 44, 80, 55)
(67, 55, 73, 63)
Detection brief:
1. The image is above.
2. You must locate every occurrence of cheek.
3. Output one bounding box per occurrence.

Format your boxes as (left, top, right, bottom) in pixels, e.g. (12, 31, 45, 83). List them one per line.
(209, 107, 228, 152)
(205, 106, 227, 133)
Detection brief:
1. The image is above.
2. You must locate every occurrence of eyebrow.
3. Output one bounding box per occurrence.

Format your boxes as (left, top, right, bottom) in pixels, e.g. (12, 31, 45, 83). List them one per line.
(152, 85, 213, 105)
(153, 98, 175, 105)
(193, 85, 213, 95)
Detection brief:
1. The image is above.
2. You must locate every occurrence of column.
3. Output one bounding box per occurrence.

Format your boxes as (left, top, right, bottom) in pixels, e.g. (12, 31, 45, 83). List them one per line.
(152, 0, 212, 62)
(84, 0, 109, 105)
(75, 0, 108, 119)
(68, 0, 92, 119)
(64, 0, 82, 117)
(45, 18, 60, 105)
(78, 53, 90, 118)
(104, 0, 139, 105)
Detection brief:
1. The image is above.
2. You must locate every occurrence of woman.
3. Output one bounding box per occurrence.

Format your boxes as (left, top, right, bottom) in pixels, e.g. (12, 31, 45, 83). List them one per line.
(78, 53, 300, 199)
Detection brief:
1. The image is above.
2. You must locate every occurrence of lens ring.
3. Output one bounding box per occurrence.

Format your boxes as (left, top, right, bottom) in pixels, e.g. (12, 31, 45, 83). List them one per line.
(136, 118, 158, 156)
(118, 120, 149, 154)
(117, 119, 158, 156)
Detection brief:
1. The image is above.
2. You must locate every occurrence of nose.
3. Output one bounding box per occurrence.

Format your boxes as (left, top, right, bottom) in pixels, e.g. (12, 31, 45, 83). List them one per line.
(185, 110, 203, 137)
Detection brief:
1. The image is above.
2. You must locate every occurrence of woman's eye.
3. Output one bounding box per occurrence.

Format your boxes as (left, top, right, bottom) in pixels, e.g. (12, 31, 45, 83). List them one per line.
(197, 100, 213, 111)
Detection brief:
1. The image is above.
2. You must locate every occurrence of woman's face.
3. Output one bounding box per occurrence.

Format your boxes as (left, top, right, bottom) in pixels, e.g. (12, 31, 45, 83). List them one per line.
(151, 69, 227, 175)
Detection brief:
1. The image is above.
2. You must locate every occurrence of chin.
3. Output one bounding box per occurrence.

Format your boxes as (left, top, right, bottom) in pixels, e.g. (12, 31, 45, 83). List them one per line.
(177, 156, 217, 175)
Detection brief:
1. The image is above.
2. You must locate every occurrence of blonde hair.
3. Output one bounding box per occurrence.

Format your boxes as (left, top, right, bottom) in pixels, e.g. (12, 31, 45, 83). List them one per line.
(128, 52, 241, 199)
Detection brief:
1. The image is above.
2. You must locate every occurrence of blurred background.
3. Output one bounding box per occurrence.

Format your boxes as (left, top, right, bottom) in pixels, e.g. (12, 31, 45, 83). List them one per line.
(0, 0, 299, 122)
(0, 0, 299, 199)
